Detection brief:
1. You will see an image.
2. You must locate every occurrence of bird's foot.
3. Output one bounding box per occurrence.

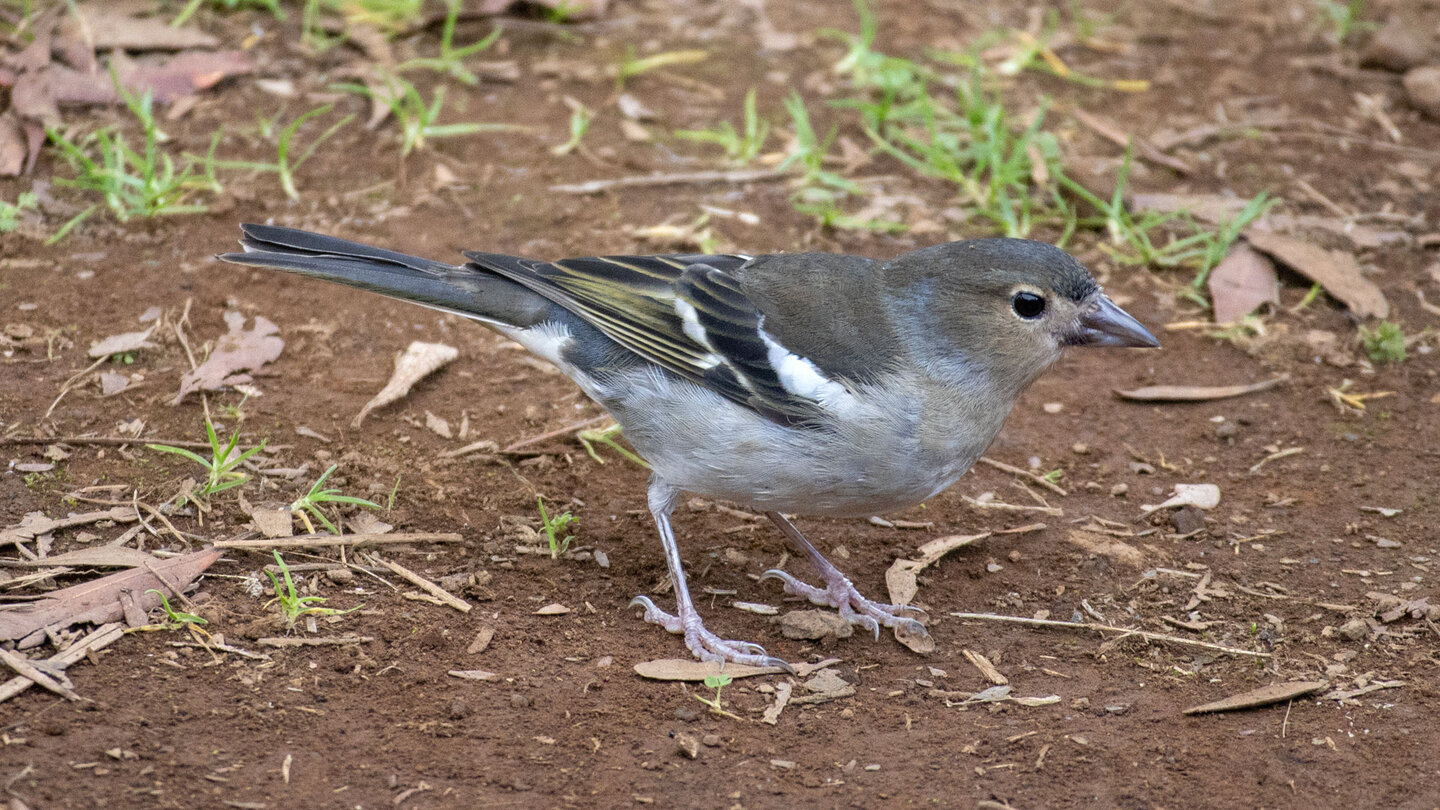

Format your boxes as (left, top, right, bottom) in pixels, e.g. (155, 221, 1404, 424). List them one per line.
(760, 569, 928, 640)
(629, 596, 794, 672)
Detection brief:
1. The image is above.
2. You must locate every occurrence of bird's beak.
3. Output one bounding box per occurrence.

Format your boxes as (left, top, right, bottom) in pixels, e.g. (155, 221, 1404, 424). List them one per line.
(1073, 296, 1160, 348)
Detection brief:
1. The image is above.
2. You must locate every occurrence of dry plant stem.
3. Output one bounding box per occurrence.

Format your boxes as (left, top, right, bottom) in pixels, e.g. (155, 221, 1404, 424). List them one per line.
(0, 647, 79, 700)
(364, 554, 471, 613)
(550, 168, 788, 194)
(0, 623, 124, 704)
(501, 414, 610, 452)
(948, 612, 1271, 658)
(977, 457, 1068, 496)
(257, 635, 374, 648)
(213, 532, 464, 550)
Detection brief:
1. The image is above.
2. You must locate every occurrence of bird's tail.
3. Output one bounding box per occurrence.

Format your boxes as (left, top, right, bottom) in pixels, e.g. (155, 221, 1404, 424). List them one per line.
(218, 223, 552, 327)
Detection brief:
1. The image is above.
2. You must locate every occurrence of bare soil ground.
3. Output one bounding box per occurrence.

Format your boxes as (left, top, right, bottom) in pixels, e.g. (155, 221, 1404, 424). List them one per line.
(3, 1, 1440, 807)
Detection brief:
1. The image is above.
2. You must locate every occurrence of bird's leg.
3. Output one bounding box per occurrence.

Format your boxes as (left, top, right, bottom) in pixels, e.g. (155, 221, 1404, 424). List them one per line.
(630, 478, 792, 671)
(761, 512, 928, 640)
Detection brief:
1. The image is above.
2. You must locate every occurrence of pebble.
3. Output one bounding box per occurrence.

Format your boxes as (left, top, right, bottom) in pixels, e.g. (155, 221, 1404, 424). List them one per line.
(674, 732, 700, 759)
(1403, 65, 1440, 120)
(1171, 506, 1208, 535)
(1110, 483, 1129, 497)
(1361, 18, 1431, 72)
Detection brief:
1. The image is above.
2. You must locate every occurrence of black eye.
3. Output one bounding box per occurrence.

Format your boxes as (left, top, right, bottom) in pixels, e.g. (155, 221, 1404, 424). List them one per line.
(1012, 291, 1046, 319)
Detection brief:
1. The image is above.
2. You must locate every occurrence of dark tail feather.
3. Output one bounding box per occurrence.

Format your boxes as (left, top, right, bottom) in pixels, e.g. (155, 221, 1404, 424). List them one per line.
(218, 224, 553, 328)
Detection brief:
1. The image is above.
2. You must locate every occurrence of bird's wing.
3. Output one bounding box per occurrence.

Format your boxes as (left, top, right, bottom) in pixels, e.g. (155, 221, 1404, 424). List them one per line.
(462, 251, 845, 424)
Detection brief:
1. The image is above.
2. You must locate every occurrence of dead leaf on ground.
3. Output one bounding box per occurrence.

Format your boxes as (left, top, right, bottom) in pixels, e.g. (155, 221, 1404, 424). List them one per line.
(885, 532, 990, 606)
(4, 546, 157, 568)
(1063, 530, 1145, 567)
(0, 548, 222, 642)
(353, 341, 458, 427)
(1114, 375, 1289, 402)
(1141, 484, 1221, 515)
(0, 111, 29, 176)
(60, 5, 219, 51)
(777, 609, 852, 640)
(172, 312, 284, 404)
(1208, 244, 1278, 324)
(1183, 681, 1327, 715)
(1128, 192, 1252, 224)
(632, 657, 840, 681)
(1244, 230, 1389, 318)
(88, 326, 156, 358)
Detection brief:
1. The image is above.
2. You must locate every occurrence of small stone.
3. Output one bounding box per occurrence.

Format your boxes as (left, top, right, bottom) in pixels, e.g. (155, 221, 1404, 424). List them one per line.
(447, 699, 471, 720)
(1215, 421, 1238, 440)
(1110, 483, 1129, 497)
(1403, 65, 1440, 120)
(1042, 402, 1063, 414)
(1171, 506, 1207, 535)
(510, 693, 531, 709)
(324, 568, 356, 585)
(1337, 618, 1370, 641)
(675, 732, 700, 759)
(778, 609, 853, 640)
(701, 734, 721, 747)
(1071, 443, 1090, 455)
(674, 706, 700, 722)
(1361, 19, 1431, 72)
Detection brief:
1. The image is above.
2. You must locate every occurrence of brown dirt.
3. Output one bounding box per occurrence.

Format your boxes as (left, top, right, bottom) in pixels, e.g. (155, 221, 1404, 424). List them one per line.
(4, 1, 1440, 808)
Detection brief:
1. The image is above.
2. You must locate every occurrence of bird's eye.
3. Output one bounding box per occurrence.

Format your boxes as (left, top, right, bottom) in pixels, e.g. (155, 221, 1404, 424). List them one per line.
(1011, 291, 1046, 319)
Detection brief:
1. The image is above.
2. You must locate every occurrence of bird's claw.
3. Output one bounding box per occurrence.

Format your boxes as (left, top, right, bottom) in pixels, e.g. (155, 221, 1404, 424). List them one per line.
(761, 568, 929, 641)
(630, 594, 795, 673)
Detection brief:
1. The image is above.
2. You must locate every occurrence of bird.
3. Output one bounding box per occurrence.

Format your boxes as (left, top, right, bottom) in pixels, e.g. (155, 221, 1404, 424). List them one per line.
(220, 224, 1158, 670)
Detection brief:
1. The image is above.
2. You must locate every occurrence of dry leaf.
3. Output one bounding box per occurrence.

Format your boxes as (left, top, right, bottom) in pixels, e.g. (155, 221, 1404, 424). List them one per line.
(1114, 375, 1288, 402)
(88, 327, 156, 358)
(3, 546, 156, 568)
(631, 657, 839, 681)
(353, 341, 457, 427)
(172, 312, 284, 404)
(447, 669, 498, 681)
(1128, 192, 1252, 224)
(0, 548, 222, 642)
(1208, 244, 1278, 324)
(1064, 530, 1145, 567)
(249, 507, 295, 538)
(1245, 230, 1389, 318)
(885, 532, 990, 606)
(62, 5, 219, 51)
(1183, 681, 1327, 715)
(533, 603, 570, 615)
(1141, 484, 1221, 515)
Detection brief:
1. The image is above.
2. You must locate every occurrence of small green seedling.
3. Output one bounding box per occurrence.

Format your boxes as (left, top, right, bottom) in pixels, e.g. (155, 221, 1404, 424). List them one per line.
(196, 105, 352, 200)
(1360, 321, 1407, 365)
(290, 463, 382, 534)
(536, 496, 578, 559)
(48, 74, 217, 222)
(612, 47, 708, 88)
(337, 73, 519, 157)
(264, 550, 358, 628)
(695, 673, 742, 719)
(0, 191, 38, 233)
(551, 100, 593, 157)
(146, 420, 265, 508)
(145, 589, 208, 628)
(577, 423, 649, 468)
(676, 88, 771, 165)
(395, 2, 501, 85)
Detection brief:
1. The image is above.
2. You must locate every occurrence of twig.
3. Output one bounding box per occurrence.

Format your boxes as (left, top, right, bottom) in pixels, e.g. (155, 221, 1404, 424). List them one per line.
(0, 435, 271, 450)
(42, 355, 107, 421)
(948, 612, 1270, 658)
(961, 495, 1063, 517)
(0, 647, 79, 700)
(550, 168, 789, 194)
(498, 415, 611, 454)
(169, 639, 269, 660)
(213, 532, 464, 550)
(365, 554, 471, 613)
(0, 623, 124, 704)
(257, 635, 374, 648)
(978, 457, 1068, 496)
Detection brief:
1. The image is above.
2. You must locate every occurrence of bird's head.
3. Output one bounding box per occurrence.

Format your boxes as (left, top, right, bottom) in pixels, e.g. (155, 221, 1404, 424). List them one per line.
(882, 238, 1159, 396)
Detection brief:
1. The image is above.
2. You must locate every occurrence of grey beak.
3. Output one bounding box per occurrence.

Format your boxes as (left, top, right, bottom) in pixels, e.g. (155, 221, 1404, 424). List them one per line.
(1074, 296, 1160, 348)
